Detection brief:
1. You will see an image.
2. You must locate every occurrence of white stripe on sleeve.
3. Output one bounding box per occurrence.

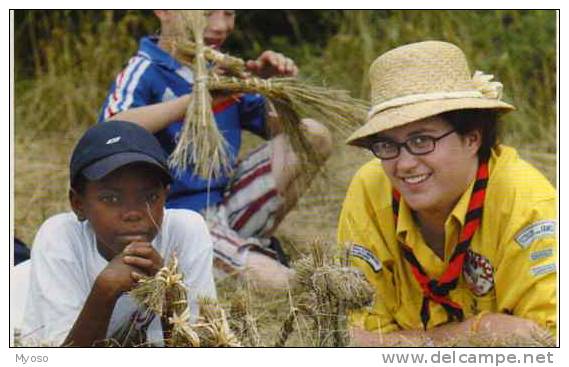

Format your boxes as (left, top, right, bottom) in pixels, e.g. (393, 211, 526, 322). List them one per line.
(104, 56, 150, 119)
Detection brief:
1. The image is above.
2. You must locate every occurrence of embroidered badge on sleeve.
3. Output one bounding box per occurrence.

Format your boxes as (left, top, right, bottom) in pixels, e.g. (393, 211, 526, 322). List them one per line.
(530, 248, 554, 261)
(350, 244, 382, 273)
(530, 263, 556, 277)
(515, 220, 555, 249)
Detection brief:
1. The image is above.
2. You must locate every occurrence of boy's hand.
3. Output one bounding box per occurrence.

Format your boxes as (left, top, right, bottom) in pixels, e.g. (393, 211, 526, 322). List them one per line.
(246, 51, 299, 78)
(122, 241, 164, 277)
(95, 242, 164, 297)
(95, 254, 144, 297)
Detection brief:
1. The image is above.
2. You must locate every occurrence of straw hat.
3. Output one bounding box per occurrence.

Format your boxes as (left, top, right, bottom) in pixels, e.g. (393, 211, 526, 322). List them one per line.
(347, 40, 515, 147)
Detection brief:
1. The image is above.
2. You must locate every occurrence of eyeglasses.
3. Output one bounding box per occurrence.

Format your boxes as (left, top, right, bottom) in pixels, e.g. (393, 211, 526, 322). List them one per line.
(369, 130, 456, 160)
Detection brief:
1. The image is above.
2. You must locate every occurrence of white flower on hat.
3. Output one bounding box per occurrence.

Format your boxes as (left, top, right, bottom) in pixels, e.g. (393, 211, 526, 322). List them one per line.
(472, 70, 504, 99)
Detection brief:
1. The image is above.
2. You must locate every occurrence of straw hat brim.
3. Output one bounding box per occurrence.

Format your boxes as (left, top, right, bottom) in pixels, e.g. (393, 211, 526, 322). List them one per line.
(346, 98, 515, 148)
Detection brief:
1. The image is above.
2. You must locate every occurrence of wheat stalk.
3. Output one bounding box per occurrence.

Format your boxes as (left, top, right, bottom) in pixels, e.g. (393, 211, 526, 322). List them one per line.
(161, 38, 246, 77)
(229, 290, 263, 347)
(208, 75, 368, 134)
(274, 307, 298, 347)
(168, 10, 232, 179)
(193, 297, 241, 347)
(129, 256, 187, 317)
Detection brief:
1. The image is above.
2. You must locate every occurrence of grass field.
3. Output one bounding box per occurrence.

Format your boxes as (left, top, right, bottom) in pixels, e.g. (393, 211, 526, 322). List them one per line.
(13, 10, 557, 347)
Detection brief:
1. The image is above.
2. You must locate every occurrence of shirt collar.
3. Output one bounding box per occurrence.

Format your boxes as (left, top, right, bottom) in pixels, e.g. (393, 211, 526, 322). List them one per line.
(448, 179, 474, 227)
(138, 36, 182, 71)
(395, 197, 415, 239)
(395, 178, 475, 240)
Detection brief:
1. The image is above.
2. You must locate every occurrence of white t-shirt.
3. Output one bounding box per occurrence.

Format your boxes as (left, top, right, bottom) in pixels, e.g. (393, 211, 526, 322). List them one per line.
(21, 209, 216, 346)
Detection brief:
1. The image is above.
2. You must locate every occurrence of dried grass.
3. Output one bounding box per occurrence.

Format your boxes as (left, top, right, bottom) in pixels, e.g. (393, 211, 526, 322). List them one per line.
(208, 75, 368, 134)
(192, 297, 241, 347)
(287, 240, 375, 347)
(229, 289, 263, 347)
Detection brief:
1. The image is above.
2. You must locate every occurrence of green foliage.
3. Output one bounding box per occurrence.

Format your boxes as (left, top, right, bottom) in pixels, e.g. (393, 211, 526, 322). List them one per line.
(14, 10, 556, 150)
(297, 10, 556, 151)
(14, 10, 155, 133)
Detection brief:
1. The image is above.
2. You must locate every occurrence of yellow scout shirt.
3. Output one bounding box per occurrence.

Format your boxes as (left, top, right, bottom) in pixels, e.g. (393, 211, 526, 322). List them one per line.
(337, 145, 556, 334)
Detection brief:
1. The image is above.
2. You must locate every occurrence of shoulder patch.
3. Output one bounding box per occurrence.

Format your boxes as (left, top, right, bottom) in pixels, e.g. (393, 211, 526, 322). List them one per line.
(530, 263, 556, 277)
(350, 244, 382, 273)
(515, 220, 555, 249)
(530, 248, 554, 261)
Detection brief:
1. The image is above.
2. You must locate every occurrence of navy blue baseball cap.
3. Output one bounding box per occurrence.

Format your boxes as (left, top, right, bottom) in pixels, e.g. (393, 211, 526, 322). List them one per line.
(70, 121, 172, 186)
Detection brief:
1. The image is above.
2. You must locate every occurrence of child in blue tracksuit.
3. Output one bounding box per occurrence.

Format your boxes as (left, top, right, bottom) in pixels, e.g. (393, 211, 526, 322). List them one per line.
(98, 10, 332, 288)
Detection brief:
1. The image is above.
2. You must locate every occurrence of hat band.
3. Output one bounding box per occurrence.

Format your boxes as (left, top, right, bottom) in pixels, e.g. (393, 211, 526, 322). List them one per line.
(368, 90, 483, 119)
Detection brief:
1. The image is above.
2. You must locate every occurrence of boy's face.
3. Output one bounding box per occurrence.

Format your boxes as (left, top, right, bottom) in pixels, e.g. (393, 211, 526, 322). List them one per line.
(70, 163, 168, 261)
(156, 10, 235, 49)
(203, 10, 236, 49)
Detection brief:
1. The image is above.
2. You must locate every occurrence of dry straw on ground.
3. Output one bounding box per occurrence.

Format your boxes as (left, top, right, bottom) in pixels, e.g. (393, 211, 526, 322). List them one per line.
(97, 241, 377, 348)
(229, 290, 263, 347)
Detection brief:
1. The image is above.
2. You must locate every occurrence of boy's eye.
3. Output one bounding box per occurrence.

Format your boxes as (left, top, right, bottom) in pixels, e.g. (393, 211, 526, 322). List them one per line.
(100, 194, 120, 204)
(146, 192, 160, 204)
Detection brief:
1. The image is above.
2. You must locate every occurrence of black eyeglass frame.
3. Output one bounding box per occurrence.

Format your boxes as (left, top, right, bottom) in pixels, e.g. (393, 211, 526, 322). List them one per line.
(369, 129, 457, 160)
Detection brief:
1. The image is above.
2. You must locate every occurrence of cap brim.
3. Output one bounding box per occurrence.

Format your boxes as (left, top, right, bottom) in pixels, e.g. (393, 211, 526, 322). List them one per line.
(346, 98, 515, 148)
(81, 152, 172, 183)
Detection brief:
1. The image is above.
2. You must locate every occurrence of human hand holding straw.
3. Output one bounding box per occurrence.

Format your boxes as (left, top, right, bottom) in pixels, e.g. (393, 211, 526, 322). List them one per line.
(245, 50, 299, 78)
(96, 240, 164, 297)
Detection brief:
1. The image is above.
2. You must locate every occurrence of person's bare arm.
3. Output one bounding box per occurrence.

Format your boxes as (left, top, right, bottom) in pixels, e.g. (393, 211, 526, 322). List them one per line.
(63, 243, 163, 347)
(351, 325, 433, 347)
(61, 273, 122, 346)
(351, 313, 545, 347)
(108, 49, 298, 134)
(107, 95, 191, 133)
(106, 93, 240, 134)
(62, 254, 140, 346)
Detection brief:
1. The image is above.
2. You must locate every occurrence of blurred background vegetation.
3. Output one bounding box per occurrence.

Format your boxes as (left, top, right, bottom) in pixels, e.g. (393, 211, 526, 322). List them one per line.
(13, 9, 557, 347)
(14, 9, 556, 248)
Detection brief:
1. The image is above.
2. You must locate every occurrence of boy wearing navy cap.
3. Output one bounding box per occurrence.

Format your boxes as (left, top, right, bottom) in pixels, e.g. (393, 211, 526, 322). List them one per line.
(21, 121, 216, 347)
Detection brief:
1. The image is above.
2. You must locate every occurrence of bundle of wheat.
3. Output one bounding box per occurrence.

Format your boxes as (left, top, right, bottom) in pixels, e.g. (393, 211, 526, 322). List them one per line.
(192, 297, 242, 347)
(129, 257, 186, 317)
(279, 240, 374, 347)
(167, 307, 201, 347)
(166, 10, 369, 179)
(127, 255, 241, 347)
(161, 38, 246, 77)
(168, 10, 231, 179)
(229, 290, 263, 347)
